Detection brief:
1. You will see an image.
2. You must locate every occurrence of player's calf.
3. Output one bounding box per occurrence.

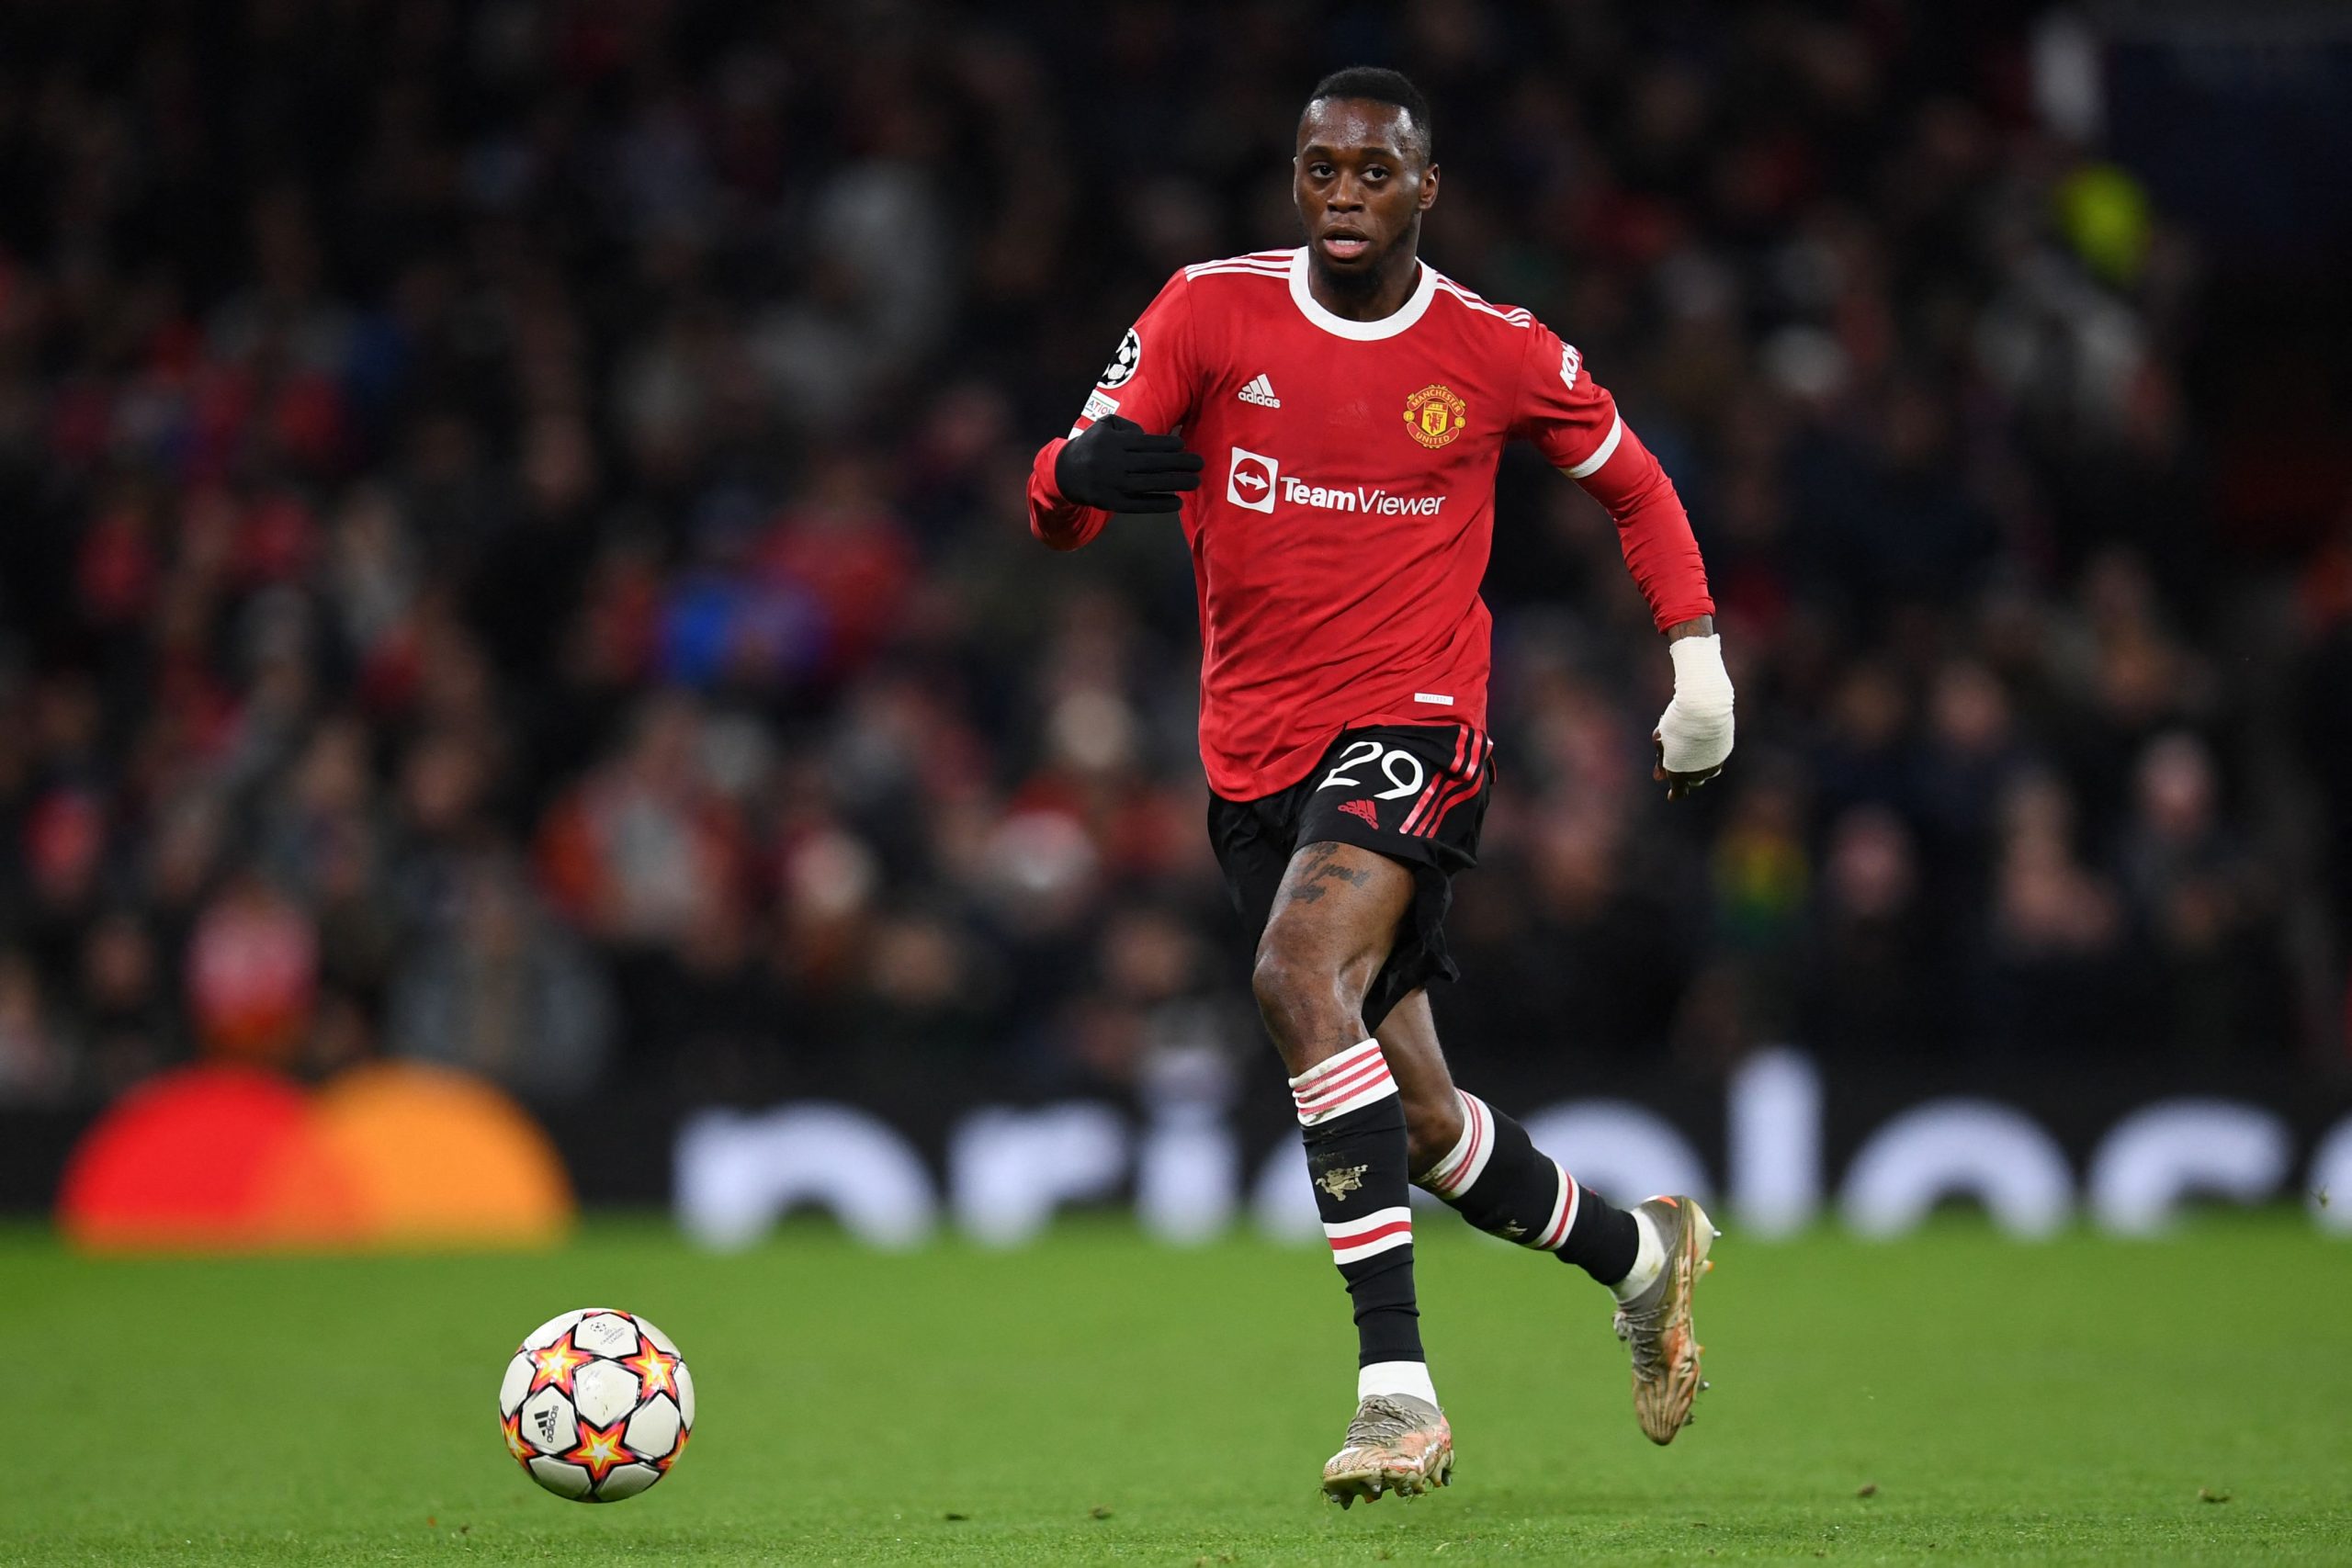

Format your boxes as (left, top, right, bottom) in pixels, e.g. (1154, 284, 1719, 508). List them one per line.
(1414, 1089, 1644, 1283)
(1398, 1080, 1464, 1176)
(1412, 1090, 1719, 1443)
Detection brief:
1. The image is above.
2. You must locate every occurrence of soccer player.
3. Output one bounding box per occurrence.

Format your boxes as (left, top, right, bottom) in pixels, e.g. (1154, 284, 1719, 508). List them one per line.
(1025, 67, 1734, 1505)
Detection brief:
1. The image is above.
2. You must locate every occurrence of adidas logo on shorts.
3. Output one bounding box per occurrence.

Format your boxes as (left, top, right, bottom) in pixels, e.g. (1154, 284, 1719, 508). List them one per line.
(1238, 374, 1281, 408)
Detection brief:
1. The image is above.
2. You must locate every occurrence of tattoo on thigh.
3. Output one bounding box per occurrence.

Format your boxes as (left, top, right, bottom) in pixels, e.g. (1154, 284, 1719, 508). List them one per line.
(1278, 841, 1374, 908)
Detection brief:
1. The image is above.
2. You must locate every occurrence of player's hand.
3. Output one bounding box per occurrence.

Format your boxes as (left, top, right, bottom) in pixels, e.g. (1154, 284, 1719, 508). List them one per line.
(1652, 729, 1724, 800)
(1653, 628, 1734, 800)
(1054, 414, 1204, 514)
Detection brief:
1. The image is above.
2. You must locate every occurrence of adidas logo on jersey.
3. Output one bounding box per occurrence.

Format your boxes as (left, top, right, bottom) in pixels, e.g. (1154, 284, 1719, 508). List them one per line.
(1238, 374, 1281, 408)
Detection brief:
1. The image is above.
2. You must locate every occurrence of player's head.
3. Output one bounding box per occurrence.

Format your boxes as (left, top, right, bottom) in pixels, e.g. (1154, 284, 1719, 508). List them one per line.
(1295, 67, 1439, 282)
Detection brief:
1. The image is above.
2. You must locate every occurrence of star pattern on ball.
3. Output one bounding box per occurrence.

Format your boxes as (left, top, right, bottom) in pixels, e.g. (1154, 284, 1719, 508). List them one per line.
(503, 1308, 693, 1503)
(526, 1332, 591, 1398)
(560, 1413, 634, 1488)
(501, 1410, 536, 1467)
(621, 1335, 678, 1401)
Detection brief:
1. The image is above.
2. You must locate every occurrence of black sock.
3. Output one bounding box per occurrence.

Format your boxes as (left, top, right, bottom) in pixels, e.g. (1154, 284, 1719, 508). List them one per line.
(1291, 1038, 1422, 1370)
(1417, 1089, 1640, 1286)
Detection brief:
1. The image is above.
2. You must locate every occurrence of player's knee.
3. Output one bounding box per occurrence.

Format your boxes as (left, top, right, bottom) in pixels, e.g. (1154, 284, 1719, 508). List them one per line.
(1251, 931, 1350, 1052)
(1402, 1088, 1464, 1179)
(1250, 942, 1315, 1043)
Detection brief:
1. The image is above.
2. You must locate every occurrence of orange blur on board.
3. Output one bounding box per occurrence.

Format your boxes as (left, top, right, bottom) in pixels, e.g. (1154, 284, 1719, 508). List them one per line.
(57, 1061, 575, 1252)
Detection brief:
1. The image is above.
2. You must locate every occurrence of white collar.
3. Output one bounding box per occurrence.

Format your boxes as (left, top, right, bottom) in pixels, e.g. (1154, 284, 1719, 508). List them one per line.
(1287, 247, 1439, 341)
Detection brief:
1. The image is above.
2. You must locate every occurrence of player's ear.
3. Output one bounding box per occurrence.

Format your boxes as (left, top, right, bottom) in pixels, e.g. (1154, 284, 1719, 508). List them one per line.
(1418, 162, 1440, 212)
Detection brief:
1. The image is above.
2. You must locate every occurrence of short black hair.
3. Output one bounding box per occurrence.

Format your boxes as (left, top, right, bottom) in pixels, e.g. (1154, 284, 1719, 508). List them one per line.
(1302, 66, 1433, 163)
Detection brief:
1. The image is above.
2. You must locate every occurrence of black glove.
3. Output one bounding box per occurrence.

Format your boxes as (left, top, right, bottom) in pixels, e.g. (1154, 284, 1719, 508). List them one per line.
(1054, 414, 1204, 514)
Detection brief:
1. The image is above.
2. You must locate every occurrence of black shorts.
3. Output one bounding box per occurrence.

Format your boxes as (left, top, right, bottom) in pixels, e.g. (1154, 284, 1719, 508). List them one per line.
(1208, 722, 1495, 1033)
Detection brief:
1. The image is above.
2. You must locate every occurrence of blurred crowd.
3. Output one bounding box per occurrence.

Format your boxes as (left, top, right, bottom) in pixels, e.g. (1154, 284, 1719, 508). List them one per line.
(4, 0, 2349, 1111)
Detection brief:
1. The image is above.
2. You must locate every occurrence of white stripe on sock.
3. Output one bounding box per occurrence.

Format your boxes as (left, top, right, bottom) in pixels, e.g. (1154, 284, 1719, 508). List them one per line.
(1291, 1039, 1397, 1125)
(1289, 1037, 1381, 1089)
(1329, 1226, 1414, 1266)
(1295, 1071, 1396, 1125)
(1326, 1205, 1413, 1266)
(1423, 1092, 1496, 1199)
(1325, 1205, 1413, 1240)
(1534, 1162, 1578, 1250)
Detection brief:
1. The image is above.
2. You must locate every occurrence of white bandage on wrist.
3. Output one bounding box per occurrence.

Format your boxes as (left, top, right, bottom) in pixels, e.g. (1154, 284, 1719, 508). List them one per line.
(1657, 633, 1735, 775)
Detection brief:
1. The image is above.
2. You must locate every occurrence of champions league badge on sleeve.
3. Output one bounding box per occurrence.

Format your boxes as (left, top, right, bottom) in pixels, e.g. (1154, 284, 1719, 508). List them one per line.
(1099, 327, 1142, 389)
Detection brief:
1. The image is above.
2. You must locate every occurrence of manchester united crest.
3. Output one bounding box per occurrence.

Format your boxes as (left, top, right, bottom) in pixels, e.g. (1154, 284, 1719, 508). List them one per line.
(1316, 1164, 1368, 1200)
(1403, 383, 1467, 448)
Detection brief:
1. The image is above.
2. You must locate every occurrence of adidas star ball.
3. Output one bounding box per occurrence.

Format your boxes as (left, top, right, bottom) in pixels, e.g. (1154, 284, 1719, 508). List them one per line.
(497, 1308, 695, 1502)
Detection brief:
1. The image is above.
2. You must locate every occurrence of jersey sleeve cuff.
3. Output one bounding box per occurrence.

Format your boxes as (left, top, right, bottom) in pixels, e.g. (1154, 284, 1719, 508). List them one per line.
(1027, 437, 1105, 550)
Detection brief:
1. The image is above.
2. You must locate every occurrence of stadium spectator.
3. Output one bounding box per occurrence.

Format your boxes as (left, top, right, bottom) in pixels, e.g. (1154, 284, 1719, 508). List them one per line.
(0, 0, 2343, 1112)
(386, 851, 616, 1098)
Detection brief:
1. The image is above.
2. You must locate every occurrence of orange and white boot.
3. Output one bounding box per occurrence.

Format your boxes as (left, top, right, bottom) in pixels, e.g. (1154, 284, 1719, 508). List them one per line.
(1320, 1393, 1453, 1506)
(1612, 1195, 1719, 1444)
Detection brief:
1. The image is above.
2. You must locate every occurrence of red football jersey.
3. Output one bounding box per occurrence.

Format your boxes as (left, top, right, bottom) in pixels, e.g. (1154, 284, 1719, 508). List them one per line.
(1029, 247, 1713, 801)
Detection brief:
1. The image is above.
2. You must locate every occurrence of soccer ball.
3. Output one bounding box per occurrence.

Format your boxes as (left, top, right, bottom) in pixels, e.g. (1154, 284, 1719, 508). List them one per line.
(497, 1308, 695, 1502)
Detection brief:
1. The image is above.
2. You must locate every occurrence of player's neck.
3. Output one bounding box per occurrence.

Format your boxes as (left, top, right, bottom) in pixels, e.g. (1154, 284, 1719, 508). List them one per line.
(1306, 247, 1423, 323)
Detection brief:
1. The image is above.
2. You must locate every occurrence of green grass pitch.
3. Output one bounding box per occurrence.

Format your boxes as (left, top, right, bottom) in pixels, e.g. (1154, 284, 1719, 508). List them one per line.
(7, 1214, 2349, 1564)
